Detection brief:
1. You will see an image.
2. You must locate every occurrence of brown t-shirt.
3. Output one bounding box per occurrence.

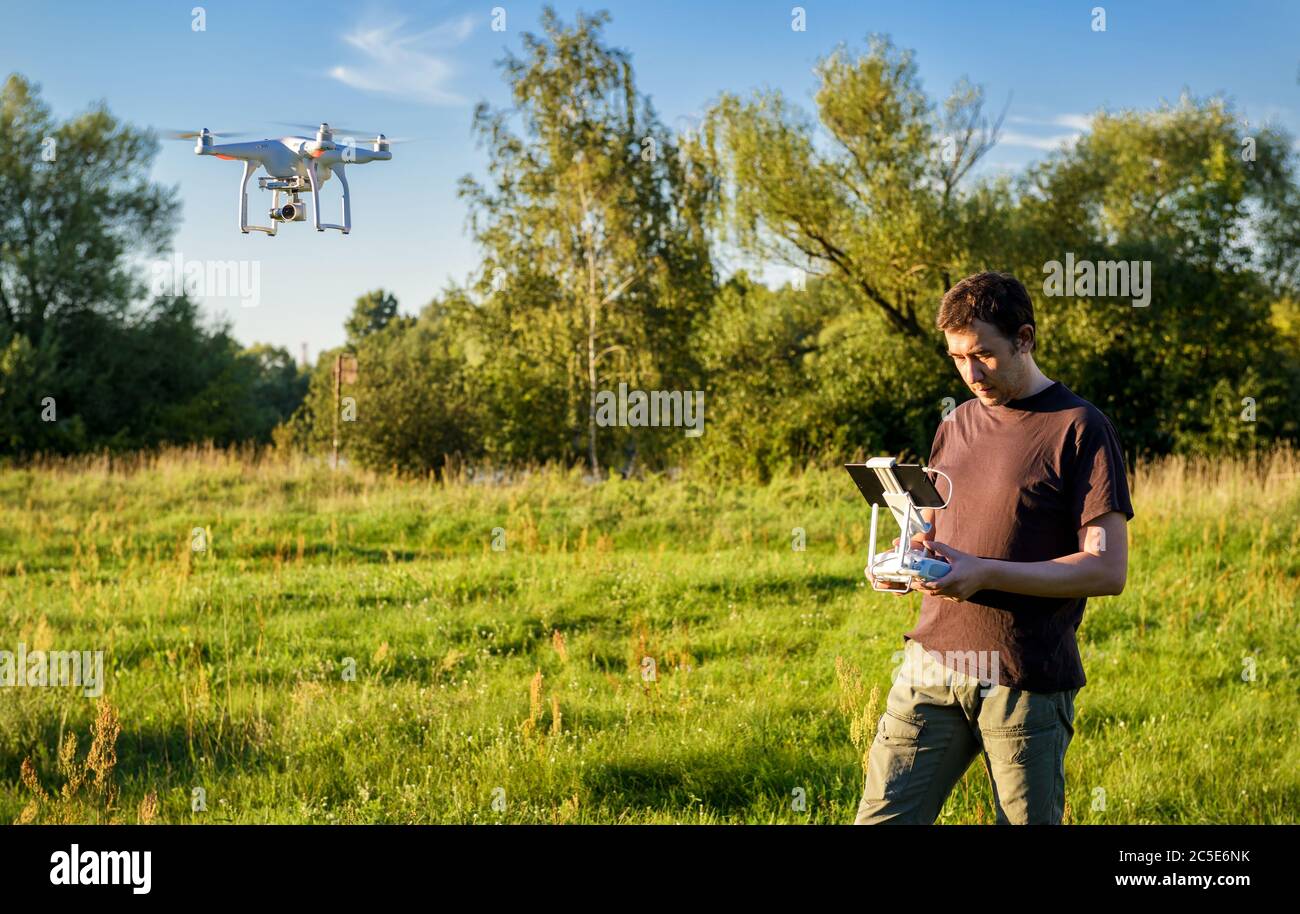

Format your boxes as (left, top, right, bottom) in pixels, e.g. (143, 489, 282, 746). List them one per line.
(903, 379, 1134, 692)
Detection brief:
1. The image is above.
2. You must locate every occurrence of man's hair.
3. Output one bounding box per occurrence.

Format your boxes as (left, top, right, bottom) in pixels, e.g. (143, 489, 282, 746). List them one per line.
(936, 271, 1036, 351)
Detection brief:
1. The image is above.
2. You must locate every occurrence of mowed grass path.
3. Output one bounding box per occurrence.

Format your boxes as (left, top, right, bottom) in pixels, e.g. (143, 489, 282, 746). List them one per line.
(1, 448, 1296, 823)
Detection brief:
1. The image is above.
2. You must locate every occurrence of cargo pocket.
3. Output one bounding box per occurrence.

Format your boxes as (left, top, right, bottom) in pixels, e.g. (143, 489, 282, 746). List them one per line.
(980, 687, 1063, 766)
(981, 720, 1059, 767)
(866, 708, 925, 801)
(979, 688, 1073, 823)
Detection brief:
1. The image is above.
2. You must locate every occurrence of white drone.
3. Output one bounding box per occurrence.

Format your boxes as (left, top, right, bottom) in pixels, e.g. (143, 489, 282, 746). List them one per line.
(165, 123, 397, 235)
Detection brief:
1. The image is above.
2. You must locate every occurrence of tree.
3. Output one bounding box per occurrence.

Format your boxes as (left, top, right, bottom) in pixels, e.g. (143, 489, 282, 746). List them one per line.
(697, 36, 1009, 353)
(279, 290, 478, 474)
(692, 272, 958, 481)
(0, 74, 311, 455)
(345, 300, 479, 475)
(698, 39, 1300, 464)
(239, 344, 310, 443)
(345, 289, 401, 346)
(458, 6, 713, 473)
(1009, 94, 1300, 456)
(0, 74, 175, 342)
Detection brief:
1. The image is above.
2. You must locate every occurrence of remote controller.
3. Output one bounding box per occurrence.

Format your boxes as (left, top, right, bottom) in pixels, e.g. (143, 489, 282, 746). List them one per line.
(846, 458, 953, 595)
(867, 547, 951, 586)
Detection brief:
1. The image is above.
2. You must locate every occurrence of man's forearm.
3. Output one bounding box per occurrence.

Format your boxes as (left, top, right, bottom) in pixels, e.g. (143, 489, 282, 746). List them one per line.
(981, 552, 1123, 599)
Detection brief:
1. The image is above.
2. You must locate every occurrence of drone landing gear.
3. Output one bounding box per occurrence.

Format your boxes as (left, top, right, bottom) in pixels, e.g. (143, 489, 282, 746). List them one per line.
(306, 161, 351, 234)
(238, 161, 276, 236)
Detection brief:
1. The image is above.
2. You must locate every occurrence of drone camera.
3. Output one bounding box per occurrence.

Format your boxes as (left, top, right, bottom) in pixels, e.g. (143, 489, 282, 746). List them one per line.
(270, 201, 306, 223)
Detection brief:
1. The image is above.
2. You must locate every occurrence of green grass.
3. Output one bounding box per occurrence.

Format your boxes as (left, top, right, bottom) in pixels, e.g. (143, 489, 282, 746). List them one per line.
(1, 446, 1296, 823)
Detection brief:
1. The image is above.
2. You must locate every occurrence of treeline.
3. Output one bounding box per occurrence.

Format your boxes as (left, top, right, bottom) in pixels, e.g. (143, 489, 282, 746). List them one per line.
(5, 7, 1300, 478)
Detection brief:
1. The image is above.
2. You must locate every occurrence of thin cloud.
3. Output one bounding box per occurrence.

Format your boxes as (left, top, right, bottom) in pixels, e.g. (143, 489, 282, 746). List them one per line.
(998, 130, 1084, 151)
(998, 113, 1091, 152)
(1006, 113, 1092, 131)
(329, 14, 475, 105)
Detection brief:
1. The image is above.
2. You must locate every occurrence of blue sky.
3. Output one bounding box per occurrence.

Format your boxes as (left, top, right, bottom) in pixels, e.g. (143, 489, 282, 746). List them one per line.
(3, 0, 1297, 358)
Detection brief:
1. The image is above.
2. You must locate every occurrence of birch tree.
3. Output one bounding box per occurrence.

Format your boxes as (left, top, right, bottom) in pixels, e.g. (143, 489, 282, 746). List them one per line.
(459, 7, 712, 472)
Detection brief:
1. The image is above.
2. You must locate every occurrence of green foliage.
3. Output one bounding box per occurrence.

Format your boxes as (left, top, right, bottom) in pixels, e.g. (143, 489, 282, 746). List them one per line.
(344, 300, 479, 475)
(457, 280, 577, 466)
(697, 35, 1010, 348)
(458, 6, 715, 473)
(7, 20, 1300, 473)
(345, 289, 400, 347)
(691, 273, 953, 481)
(1006, 95, 1300, 457)
(0, 74, 307, 456)
(281, 291, 480, 475)
(696, 45, 1300, 473)
(0, 74, 174, 341)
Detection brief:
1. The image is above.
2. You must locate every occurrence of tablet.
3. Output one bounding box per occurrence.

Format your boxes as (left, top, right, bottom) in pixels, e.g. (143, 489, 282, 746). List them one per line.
(844, 463, 946, 509)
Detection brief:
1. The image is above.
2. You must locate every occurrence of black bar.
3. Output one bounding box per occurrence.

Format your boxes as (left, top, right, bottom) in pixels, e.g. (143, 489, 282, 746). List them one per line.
(2, 823, 1289, 899)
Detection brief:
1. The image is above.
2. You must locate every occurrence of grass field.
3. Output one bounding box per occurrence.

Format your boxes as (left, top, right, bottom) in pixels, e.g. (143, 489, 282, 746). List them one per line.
(1, 447, 1297, 824)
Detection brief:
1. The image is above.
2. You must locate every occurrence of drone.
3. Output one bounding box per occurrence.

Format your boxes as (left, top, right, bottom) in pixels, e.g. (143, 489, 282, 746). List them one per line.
(165, 123, 396, 235)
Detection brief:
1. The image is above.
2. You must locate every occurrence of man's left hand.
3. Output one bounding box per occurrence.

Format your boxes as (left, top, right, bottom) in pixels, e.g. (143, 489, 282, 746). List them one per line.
(913, 541, 988, 602)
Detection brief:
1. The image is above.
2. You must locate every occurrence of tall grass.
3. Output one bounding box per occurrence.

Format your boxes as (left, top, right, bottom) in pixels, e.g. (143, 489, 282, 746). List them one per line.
(0, 446, 1295, 823)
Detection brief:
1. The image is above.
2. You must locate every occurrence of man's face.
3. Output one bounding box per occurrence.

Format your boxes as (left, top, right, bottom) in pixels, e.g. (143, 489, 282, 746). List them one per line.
(944, 318, 1030, 406)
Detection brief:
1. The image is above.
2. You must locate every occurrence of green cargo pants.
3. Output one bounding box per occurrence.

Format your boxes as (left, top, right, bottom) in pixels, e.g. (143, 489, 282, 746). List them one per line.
(854, 638, 1079, 825)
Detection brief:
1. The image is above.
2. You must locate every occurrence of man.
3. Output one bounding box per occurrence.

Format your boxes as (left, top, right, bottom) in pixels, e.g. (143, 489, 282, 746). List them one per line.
(854, 271, 1133, 825)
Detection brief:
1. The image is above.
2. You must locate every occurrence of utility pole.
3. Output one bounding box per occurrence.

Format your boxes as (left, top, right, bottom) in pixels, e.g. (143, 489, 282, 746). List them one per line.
(331, 352, 358, 470)
(332, 353, 341, 470)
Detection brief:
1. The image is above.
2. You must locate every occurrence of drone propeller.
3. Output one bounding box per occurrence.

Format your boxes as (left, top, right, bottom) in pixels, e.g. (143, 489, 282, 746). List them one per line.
(276, 122, 416, 144)
(278, 121, 373, 136)
(161, 128, 252, 140)
(344, 135, 418, 145)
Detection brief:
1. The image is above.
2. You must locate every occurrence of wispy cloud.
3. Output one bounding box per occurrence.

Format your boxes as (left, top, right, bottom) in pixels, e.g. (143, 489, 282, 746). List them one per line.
(1006, 113, 1092, 131)
(329, 13, 475, 105)
(998, 130, 1084, 152)
(998, 113, 1091, 151)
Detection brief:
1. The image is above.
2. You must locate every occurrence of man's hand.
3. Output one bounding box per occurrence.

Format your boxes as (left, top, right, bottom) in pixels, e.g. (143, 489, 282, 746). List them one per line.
(868, 507, 936, 594)
(866, 536, 918, 594)
(913, 540, 988, 602)
(865, 561, 910, 593)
